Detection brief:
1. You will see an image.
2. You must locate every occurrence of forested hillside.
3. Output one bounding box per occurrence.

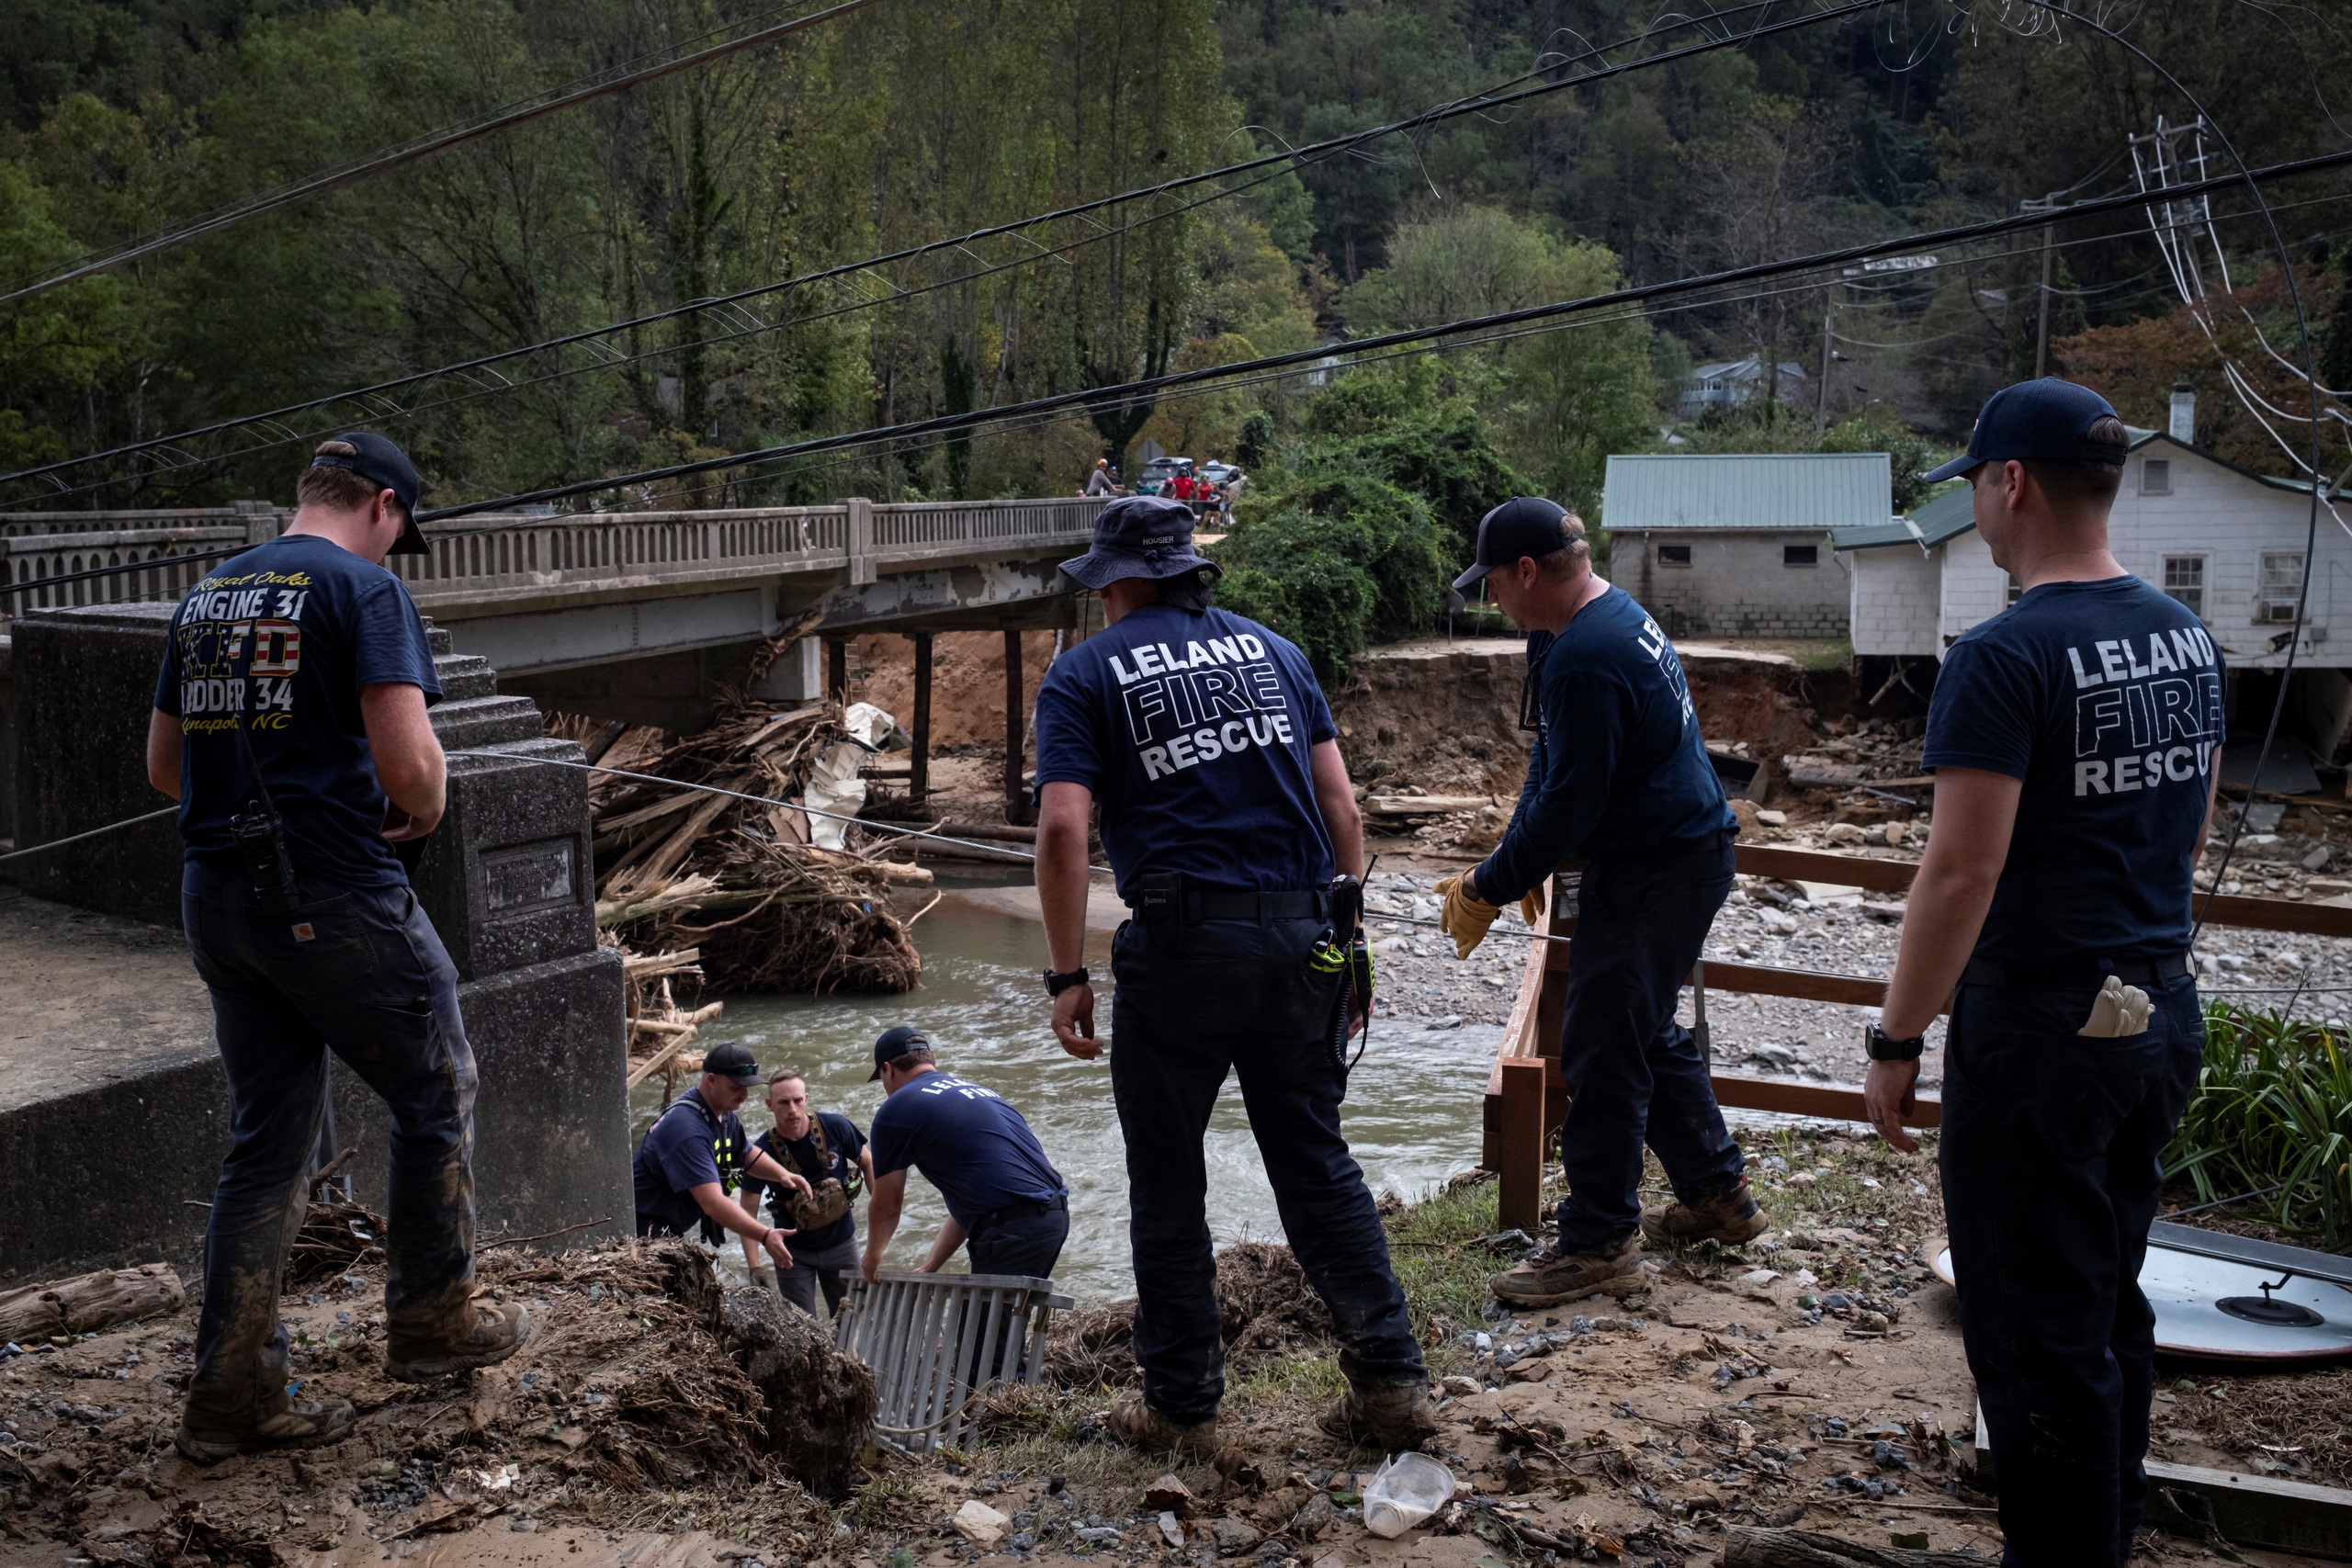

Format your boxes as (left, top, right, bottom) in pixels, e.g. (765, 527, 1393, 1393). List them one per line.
(3, 0, 2348, 514)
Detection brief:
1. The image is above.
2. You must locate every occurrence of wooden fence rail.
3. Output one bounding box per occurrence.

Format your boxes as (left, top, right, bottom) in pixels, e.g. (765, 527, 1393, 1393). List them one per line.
(1483, 842, 2352, 1233)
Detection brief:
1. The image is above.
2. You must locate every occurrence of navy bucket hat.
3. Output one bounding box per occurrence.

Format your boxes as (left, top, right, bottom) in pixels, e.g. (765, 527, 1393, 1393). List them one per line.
(1059, 495, 1222, 591)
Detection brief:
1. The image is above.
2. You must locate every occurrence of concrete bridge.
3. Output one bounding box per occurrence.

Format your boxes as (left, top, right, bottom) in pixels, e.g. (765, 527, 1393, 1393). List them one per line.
(1, 495, 1105, 731)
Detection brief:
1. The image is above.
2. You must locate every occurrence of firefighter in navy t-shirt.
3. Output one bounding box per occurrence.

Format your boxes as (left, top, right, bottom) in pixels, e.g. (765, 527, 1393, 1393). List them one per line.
(145, 435, 527, 1462)
(1031, 496, 1431, 1460)
(1868, 380, 2223, 1568)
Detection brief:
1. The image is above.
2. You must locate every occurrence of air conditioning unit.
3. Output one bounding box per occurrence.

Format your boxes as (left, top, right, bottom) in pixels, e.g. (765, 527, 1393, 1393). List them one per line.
(2260, 601, 2299, 623)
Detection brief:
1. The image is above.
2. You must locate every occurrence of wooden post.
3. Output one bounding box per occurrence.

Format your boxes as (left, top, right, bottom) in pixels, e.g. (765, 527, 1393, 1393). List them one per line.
(827, 637, 847, 705)
(910, 630, 933, 808)
(1498, 1057, 1548, 1235)
(1002, 628, 1030, 826)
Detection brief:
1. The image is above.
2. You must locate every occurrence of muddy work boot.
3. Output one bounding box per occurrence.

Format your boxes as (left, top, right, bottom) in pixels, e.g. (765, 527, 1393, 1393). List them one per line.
(1488, 1235, 1642, 1308)
(1102, 1394, 1219, 1459)
(1641, 1178, 1769, 1247)
(1320, 1379, 1440, 1450)
(384, 1300, 532, 1383)
(175, 1393, 356, 1465)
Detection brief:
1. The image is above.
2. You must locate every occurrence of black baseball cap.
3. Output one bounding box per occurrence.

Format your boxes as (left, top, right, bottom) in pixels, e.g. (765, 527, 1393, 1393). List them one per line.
(1059, 495, 1221, 590)
(868, 1025, 930, 1081)
(310, 432, 430, 556)
(1923, 378, 2128, 484)
(701, 1041, 761, 1085)
(1452, 496, 1573, 592)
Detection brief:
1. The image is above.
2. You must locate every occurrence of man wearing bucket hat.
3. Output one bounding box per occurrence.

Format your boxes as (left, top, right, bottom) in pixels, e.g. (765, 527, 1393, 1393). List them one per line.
(1867, 379, 2222, 1567)
(1439, 497, 1753, 1309)
(145, 434, 526, 1461)
(1030, 495, 1435, 1458)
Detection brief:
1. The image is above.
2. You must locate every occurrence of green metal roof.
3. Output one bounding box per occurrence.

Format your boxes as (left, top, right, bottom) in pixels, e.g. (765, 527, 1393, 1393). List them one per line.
(1603, 451, 1892, 533)
(1833, 482, 1974, 551)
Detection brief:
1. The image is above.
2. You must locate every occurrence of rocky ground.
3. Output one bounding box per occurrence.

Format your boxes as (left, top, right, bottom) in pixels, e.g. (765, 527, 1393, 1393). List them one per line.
(4, 1136, 2334, 1568)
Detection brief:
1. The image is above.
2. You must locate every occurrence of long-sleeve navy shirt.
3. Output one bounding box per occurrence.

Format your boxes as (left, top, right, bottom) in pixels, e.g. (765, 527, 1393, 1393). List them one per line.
(1472, 586, 1736, 902)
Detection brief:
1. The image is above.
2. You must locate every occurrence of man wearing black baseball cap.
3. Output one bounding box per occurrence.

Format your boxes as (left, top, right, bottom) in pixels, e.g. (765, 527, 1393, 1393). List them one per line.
(1866, 379, 2223, 1566)
(860, 1028, 1069, 1283)
(1438, 496, 1754, 1308)
(633, 1041, 812, 1263)
(144, 433, 501, 1461)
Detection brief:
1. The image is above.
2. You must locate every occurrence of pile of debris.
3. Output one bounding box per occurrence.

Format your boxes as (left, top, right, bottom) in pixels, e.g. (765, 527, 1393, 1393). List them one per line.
(1046, 1242, 1333, 1389)
(582, 692, 929, 994)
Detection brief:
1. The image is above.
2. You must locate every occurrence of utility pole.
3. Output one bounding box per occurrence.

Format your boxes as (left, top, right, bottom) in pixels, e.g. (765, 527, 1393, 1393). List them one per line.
(1816, 279, 1838, 428)
(2020, 190, 2066, 379)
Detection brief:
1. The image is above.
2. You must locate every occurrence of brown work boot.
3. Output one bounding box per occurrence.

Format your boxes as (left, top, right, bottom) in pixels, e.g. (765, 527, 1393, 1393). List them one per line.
(1641, 1178, 1769, 1247)
(1320, 1379, 1440, 1450)
(175, 1393, 356, 1464)
(384, 1300, 531, 1383)
(1488, 1235, 1642, 1307)
(1102, 1394, 1218, 1459)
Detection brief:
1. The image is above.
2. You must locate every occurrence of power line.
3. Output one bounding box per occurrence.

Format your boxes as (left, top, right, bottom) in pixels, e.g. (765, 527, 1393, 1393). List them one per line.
(407, 145, 2352, 525)
(0, 0, 888, 311)
(0, 0, 1883, 498)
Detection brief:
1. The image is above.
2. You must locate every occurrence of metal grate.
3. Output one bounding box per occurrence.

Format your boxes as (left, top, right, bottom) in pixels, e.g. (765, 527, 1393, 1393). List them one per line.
(834, 1270, 1074, 1455)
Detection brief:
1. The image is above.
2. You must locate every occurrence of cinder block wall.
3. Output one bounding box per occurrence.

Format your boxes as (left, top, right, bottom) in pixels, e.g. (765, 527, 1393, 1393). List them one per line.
(1625, 532, 1849, 639)
(1847, 547, 1941, 657)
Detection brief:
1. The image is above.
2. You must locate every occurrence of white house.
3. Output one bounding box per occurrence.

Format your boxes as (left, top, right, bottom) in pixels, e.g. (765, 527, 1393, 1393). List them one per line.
(1679, 357, 1807, 419)
(1837, 431, 2352, 758)
(1605, 451, 1890, 638)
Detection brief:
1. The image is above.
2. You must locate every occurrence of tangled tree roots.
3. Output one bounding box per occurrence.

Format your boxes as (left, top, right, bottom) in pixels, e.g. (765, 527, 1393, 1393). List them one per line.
(1047, 1242, 1334, 1389)
(719, 1285, 880, 1495)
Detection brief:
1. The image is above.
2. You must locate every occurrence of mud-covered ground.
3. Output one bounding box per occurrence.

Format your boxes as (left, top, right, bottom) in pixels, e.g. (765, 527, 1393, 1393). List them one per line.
(3, 1132, 2338, 1568)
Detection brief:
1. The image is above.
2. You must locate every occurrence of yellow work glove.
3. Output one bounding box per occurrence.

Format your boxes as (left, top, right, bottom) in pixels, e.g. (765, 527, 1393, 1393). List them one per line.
(1519, 884, 1545, 928)
(1435, 873, 1501, 959)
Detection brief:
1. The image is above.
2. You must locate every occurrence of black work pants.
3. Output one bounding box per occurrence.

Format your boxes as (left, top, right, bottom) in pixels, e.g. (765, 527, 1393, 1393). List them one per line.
(1939, 973, 2202, 1568)
(180, 863, 477, 1434)
(1109, 912, 1423, 1425)
(1552, 840, 1745, 1251)
(969, 1203, 1069, 1279)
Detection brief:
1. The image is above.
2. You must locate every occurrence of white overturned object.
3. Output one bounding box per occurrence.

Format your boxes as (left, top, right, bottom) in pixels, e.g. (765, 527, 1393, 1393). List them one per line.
(833, 1269, 1072, 1455)
(2079, 975, 2153, 1037)
(1931, 1242, 2352, 1361)
(1361, 1452, 1455, 1538)
(798, 701, 896, 851)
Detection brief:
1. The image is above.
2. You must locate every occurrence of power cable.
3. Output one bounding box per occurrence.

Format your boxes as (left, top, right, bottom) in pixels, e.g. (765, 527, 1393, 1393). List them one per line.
(10, 148, 2350, 598)
(0, 807, 177, 863)
(400, 144, 2352, 525)
(0, 0, 1887, 497)
(0, 0, 888, 311)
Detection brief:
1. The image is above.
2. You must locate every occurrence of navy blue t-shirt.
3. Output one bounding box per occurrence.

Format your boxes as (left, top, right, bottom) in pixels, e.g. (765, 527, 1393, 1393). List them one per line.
(1474, 586, 1736, 899)
(152, 533, 441, 890)
(867, 1071, 1065, 1234)
(744, 1111, 866, 1252)
(632, 1089, 750, 1235)
(1032, 604, 1338, 897)
(1924, 575, 2224, 960)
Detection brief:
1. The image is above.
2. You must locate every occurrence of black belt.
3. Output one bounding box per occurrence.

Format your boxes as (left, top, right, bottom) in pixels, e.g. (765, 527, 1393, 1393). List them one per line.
(1961, 952, 2192, 990)
(973, 1193, 1067, 1235)
(1186, 886, 1328, 923)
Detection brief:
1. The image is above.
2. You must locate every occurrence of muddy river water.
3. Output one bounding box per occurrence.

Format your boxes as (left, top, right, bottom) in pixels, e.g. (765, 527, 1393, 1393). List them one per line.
(628, 878, 1497, 1304)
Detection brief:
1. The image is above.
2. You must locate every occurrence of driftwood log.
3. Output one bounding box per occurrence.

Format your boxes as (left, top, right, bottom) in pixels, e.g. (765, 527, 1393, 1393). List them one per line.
(0, 1263, 185, 1342)
(1720, 1527, 1990, 1568)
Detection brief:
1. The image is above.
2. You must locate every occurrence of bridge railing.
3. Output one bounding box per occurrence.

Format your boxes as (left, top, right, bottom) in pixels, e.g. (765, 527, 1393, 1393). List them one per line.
(0, 496, 1107, 620)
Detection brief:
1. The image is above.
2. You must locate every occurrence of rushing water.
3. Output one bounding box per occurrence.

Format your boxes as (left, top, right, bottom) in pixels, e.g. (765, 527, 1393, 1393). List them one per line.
(627, 877, 1497, 1304)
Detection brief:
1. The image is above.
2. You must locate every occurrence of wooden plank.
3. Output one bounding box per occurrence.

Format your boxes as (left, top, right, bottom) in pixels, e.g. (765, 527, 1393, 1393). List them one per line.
(2194, 889, 2352, 939)
(1689, 957, 1903, 1010)
(1735, 844, 1919, 894)
(2143, 1461, 2352, 1562)
(1498, 1058, 1548, 1235)
(1487, 929, 1552, 1097)
(1363, 794, 1495, 816)
(1710, 1074, 1940, 1129)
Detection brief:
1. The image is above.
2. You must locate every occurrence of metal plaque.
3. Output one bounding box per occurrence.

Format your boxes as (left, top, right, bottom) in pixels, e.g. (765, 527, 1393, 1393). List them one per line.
(480, 837, 578, 919)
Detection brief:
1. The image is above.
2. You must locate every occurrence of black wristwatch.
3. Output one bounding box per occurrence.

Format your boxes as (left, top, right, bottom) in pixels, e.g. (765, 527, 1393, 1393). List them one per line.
(1043, 967, 1091, 997)
(1864, 1022, 1926, 1062)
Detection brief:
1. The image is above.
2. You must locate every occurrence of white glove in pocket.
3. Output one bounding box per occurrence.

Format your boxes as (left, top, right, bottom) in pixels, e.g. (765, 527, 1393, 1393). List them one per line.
(2078, 975, 2153, 1037)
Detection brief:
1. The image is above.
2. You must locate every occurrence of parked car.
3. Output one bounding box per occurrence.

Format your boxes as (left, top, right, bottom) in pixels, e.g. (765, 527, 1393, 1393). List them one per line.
(1198, 460, 1244, 489)
(1136, 456, 1193, 496)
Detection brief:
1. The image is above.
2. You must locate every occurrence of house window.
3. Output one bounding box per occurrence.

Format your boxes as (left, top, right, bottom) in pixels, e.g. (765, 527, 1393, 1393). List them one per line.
(2259, 553, 2305, 623)
(1658, 544, 1692, 566)
(1783, 544, 1818, 567)
(2163, 555, 2205, 616)
(2143, 459, 2172, 495)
